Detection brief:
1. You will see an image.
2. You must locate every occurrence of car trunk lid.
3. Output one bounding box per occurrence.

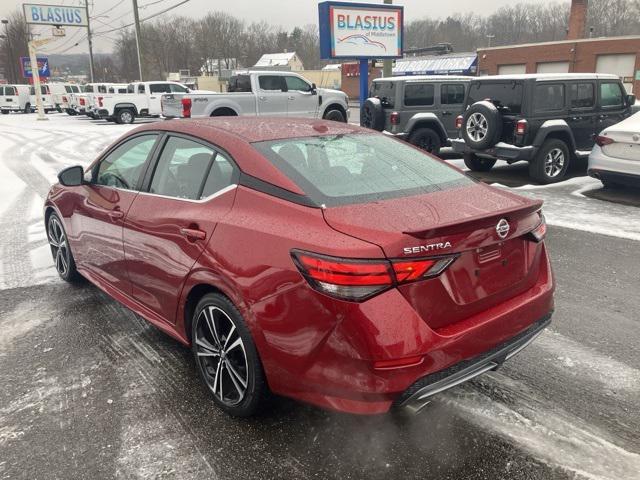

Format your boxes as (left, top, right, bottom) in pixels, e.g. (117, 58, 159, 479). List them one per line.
(322, 183, 543, 330)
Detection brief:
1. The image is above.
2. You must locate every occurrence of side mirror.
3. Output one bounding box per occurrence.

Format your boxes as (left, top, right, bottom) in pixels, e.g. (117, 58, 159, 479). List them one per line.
(627, 94, 636, 106)
(310, 83, 317, 95)
(58, 165, 85, 187)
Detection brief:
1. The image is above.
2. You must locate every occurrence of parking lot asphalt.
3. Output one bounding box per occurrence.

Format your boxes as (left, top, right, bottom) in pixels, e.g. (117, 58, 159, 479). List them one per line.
(1, 113, 639, 480)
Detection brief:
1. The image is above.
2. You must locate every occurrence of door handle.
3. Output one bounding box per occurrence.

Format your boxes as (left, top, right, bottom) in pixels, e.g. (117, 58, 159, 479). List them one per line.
(442, 111, 452, 116)
(150, 96, 156, 99)
(259, 96, 267, 101)
(108, 209, 124, 220)
(180, 227, 206, 241)
(570, 116, 583, 121)
(598, 114, 608, 120)
(288, 96, 295, 100)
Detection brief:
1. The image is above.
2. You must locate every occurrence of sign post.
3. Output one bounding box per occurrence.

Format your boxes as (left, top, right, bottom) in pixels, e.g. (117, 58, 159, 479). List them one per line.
(318, 1, 404, 109)
(21, 46, 51, 120)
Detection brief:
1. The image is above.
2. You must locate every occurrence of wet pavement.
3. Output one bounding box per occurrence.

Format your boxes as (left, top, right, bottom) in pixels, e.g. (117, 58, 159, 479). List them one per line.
(0, 113, 639, 479)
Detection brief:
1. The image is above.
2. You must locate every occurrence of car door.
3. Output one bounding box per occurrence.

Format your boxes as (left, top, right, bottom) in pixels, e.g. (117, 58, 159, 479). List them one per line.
(439, 83, 466, 138)
(72, 133, 160, 294)
(149, 83, 172, 115)
(597, 81, 628, 135)
(256, 75, 289, 117)
(284, 75, 318, 118)
(400, 82, 436, 129)
(568, 81, 598, 151)
(123, 134, 239, 323)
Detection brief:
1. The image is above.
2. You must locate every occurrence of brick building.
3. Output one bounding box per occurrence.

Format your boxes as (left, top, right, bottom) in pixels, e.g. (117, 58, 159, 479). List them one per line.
(477, 36, 640, 94)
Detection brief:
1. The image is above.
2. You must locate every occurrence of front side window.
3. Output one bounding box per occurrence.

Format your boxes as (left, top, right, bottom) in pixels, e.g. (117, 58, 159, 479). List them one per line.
(284, 76, 311, 92)
(127, 84, 135, 94)
(600, 82, 623, 108)
(85, 85, 94, 93)
(138, 84, 145, 94)
(149, 137, 236, 200)
(170, 84, 188, 93)
(253, 134, 471, 206)
(65, 85, 74, 93)
(228, 75, 252, 93)
(29, 86, 35, 95)
(404, 83, 434, 107)
(258, 76, 285, 92)
(570, 83, 595, 109)
(150, 83, 171, 93)
(535, 83, 565, 112)
(441, 84, 465, 105)
(95, 135, 158, 190)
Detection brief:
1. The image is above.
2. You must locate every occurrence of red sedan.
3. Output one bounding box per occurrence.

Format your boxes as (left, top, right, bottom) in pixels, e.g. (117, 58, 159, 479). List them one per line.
(45, 117, 554, 416)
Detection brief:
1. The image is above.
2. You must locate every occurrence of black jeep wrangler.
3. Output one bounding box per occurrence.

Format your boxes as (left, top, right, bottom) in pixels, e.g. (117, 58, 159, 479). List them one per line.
(451, 74, 635, 183)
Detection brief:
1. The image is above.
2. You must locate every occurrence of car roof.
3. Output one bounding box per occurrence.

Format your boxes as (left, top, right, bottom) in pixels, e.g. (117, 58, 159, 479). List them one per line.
(471, 73, 620, 82)
(137, 117, 366, 143)
(373, 75, 471, 83)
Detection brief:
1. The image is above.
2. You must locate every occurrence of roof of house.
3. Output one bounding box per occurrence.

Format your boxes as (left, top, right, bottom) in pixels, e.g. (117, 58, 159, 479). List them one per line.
(477, 35, 640, 51)
(254, 52, 299, 68)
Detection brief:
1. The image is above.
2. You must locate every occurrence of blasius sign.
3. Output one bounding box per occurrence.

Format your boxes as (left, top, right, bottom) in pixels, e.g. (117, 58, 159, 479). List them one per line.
(318, 1, 404, 59)
(23, 4, 88, 27)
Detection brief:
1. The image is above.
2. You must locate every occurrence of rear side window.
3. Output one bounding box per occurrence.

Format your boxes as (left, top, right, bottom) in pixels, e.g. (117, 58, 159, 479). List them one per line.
(138, 84, 145, 94)
(85, 86, 94, 93)
(600, 82, 624, 108)
(150, 83, 171, 93)
(149, 137, 238, 200)
(258, 76, 285, 91)
(65, 85, 73, 93)
(570, 83, 595, 109)
(468, 82, 523, 114)
(228, 75, 252, 93)
(441, 84, 465, 105)
(404, 83, 434, 106)
(252, 134, 471, 206)
(535, 84, 565, 112)
(170, 84, 188, 93)
(371, 81, 395, 108)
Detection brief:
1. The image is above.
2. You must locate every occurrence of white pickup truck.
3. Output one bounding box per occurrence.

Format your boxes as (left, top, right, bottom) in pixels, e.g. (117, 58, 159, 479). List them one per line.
(95, 81, 206, 124)
(161, 71, 349, 122)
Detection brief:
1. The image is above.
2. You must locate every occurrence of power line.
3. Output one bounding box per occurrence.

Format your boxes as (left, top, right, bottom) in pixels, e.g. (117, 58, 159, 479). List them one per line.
(139, 0, 173, 8)
(93, 0, 191, 34)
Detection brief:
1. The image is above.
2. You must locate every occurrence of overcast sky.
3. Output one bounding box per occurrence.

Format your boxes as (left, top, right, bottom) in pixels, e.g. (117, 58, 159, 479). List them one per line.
(1, 0, 564, 54)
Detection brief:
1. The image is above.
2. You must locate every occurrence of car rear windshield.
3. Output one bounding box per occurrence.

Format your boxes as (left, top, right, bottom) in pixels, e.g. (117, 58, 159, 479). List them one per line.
(252, 134, 471, 207)
(2, 86, 17, 96)
(468, 81, 523, 114)
(371, 81, 395, 108)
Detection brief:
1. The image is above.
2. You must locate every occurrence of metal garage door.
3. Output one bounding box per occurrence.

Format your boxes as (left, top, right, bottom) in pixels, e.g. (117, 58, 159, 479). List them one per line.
(498, 64, 527, 75)
(596, 54, 636, 93)
(537, 61, 570, 74)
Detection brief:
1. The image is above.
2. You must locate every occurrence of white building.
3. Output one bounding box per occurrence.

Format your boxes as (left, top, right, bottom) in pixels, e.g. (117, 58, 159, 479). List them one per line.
(253, 52, 304, 71)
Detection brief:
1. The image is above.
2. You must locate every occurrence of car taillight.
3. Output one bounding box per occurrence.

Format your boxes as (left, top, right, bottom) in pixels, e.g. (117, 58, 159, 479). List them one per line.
(595, 135, 614, 147)
(98, 96, 103, 107)
(390, 111, 400, 125)
(181, 97, 192, 118)
(291, 250, 456, 302)
(80, 98, 85, 105)
(62, 95, 68, 103)
(528, 213, 547, 242)
(455, 115, 464, 129)
(516, 119, 528, 136)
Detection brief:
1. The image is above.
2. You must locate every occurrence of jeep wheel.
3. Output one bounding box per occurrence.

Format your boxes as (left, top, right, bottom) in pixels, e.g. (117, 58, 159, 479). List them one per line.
(116, 108, 135, 124)
(461, 101, 502, 150)
(409, 128, 441, 155)
(529, 139, 570, 184)
(360, 98, 384, 131)
(463, 153, 496, 172)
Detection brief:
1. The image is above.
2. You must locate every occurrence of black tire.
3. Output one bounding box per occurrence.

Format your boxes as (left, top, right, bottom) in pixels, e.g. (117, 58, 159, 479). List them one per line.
(1, 110, 9, 115)
(323, 108, 346, 123)
(192, 293, 268, 417)
(529, 139, 570, 184)
(408, 127, 442, 155)
(66, 108, 76, 116)
(47, 212, 82, 283)
(461, 101, 502, 150)
(360, 98, 385, 131)
(115, 108, 135, 124)
(24, 103, 31, 114)
(464, 153, 497, 172)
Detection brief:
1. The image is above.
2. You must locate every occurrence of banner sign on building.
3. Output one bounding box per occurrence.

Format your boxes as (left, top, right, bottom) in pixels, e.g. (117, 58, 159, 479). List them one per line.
(23, 3, 88, 27)
(20, 56, 50, 78)
(318, 1, 404, 59)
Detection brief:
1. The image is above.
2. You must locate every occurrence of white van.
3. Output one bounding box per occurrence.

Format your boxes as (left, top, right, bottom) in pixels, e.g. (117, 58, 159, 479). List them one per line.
(47, 83, 71, 112)
(59, 84, 83, 115)
(0, 85, 31, 114)
(29, 85, 56, 113)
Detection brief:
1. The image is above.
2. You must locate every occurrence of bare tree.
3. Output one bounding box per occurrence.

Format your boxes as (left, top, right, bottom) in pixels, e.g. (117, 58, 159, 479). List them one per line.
(0, 10, 30, 84)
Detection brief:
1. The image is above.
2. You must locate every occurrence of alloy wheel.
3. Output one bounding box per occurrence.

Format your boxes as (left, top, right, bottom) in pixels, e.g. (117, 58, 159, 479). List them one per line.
(48, 216, 69, 277)
(544, 148, 565, 178)
(466, 113, 488, 142)
(195, 305, 248, 406)
(120, 111, 133, 124)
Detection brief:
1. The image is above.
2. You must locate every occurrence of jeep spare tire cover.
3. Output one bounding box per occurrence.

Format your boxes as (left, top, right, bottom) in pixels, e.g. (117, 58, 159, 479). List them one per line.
(361, 98, 385, 131)
(461, 101, 503, 150)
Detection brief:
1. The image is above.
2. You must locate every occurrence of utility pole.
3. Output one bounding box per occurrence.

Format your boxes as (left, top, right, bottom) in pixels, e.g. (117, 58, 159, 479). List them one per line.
(132, 0, 143, 81)
(382, 0, 392, 78)
(1, 19, 15, 84)
(28, 37, 52, 120)
(85, 0, 95, 82)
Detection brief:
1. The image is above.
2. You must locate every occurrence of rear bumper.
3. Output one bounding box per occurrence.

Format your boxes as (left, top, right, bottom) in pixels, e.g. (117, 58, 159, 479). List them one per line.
(588, 145, 640, 185)
(452, 138, 536, 161)
(397, 314, 551, 414)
